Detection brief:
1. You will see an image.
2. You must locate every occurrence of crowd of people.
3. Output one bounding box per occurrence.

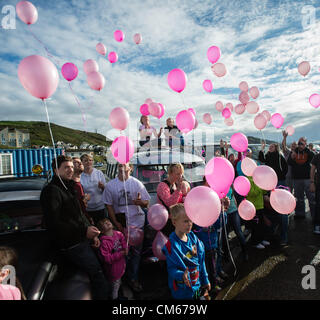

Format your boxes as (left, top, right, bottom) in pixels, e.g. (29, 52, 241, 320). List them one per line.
(1, 129, 319, 300)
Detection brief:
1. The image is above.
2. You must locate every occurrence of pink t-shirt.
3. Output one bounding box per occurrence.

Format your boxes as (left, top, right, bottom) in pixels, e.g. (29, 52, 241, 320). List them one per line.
(0, 284, 21, 300)
(156, 181, 183, 209)
(99, 231, 128, 282)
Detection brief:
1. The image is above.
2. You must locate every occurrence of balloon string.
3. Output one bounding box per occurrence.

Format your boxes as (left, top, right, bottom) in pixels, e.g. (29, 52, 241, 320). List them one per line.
(278, 130, 283, 172)
(42, 99, 68, 190)
(27, 27, 61, 67)
(179, 92, 186, 108)
(121, 166, 130, 247)
(68, 82, 87, 130)
(260, 129, 266, 145)
(222, 208, 237, 277)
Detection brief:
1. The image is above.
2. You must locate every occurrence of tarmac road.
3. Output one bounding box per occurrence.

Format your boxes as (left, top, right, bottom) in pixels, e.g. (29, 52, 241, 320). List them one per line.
(216, 209, 320, 300)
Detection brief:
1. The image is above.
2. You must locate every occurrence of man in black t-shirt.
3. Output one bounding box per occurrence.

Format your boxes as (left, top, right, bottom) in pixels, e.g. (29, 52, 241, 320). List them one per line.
(164, 117, 184, 150)
(310, 153, 320, 234)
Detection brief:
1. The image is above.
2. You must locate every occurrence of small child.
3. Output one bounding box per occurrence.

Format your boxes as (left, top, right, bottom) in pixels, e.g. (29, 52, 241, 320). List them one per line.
(161, 203, 210, 300)
(181, 181, 191, 202)
(0, 246, 25, 300)
(97, 218, 128, 300)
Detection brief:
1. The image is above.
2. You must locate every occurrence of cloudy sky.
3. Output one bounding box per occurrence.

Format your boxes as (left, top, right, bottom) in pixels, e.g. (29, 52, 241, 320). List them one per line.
(1, 0, 320, 146)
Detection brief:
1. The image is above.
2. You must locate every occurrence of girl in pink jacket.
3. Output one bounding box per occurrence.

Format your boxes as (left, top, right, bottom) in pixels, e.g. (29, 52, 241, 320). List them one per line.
(97, 218, 128, 300)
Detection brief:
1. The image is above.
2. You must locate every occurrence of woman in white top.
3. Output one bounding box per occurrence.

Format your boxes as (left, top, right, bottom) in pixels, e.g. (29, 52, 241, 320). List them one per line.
(80, 154, 107, 224)
(139, 115, 162, 148)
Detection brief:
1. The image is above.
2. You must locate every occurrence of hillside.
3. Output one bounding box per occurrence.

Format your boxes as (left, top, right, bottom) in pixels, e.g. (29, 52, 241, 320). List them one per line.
(0, 121, 112, 148)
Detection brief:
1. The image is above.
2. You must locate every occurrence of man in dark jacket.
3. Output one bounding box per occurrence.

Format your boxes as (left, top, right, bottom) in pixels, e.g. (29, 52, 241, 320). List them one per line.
(287, 137, 315, 219)
(40, 155, 110, 299)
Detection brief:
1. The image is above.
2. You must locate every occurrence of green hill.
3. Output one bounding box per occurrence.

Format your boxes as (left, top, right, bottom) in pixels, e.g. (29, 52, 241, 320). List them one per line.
(0, 121, 112, 148)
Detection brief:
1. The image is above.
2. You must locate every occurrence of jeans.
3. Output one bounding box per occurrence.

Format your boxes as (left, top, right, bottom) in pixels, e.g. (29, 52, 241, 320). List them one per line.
(61, 240, 111, 300)
(293, 179, 315, 218)
(314, 183, 320, 226)
(126, 242, 143, 281)
(228, 210, 247, 251)
(277, 180, 289, 243)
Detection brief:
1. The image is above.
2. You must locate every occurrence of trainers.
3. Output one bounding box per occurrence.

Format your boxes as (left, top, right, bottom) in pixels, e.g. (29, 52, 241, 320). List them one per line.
(128, 279, 143, 293)
(253, 243, 265, 249)
(313, 226, 320, 235)
(261, 240, 270, 246)
(218, 270, 229, 279)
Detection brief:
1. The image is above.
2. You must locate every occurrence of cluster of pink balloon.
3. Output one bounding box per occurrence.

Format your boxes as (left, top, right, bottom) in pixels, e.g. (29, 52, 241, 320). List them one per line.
(207, 46, 227, 78)
(139, 98, 165, 119)
(147, 204, 169, 260)
(83, 59, 105, 91)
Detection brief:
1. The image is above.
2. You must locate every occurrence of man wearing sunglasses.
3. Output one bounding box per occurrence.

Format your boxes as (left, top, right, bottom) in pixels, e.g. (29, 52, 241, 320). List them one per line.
(288, 137, 315, 220)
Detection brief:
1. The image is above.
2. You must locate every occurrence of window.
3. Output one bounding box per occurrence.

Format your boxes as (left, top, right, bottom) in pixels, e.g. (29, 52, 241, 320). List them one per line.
(0, 154, 13, 176)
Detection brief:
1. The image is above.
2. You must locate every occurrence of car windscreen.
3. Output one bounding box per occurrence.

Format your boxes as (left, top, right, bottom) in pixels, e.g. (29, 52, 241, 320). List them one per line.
(182, 162, 205, 183)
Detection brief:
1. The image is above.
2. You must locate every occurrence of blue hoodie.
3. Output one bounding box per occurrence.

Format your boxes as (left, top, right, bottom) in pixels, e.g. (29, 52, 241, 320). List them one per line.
(162, 231, 209, 300)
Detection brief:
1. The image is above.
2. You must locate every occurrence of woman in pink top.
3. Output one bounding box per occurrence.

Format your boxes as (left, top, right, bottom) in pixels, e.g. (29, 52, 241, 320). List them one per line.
(97, 218, 128, 300)
(156, 163, 185, 237)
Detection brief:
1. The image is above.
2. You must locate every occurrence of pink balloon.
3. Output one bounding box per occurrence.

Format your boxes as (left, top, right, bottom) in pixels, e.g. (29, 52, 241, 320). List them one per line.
(114, 30, 125, 42)
(133, 33, 142, 44)
(226, 103, 233, 111)
(125, 226, 143, 246)
(16, 1, 38, 25)
(211, 63, 227, 77)
(111, 136, 134, 164)
(205, 157, 235, 199)
(207, 46, 221, 64)
(246, 101, 259, 114)
(286, 125, 295, 136)
(83, 59, 99, 75)
(176, 110, 195, 134)
(249, 86, 259, 99)
(61, 62, 78, 82)
(252, 165, 278, 191)
(148, 102, 162, 118)
(230, 132, 248, 152)
(239, 81, 249, 92)
(235, 104, 245, 115)
(241, 157, 257, 176)
(224, 117, 234, 126)
(215, 101, 224, 112)
(222, 108, 231, 119)
(298, 61, 310, 77)
(147, 204, 168, 231)
(167, 68, 187, 93)
(309, 93, 320, 108)
(87, 71, 105, 91)
(184, 186, 221, 227)
(158, 103, 165, 119)
(271, 113, 284, 129)
(140, 103, 150, 116)
(254, 113, 267, 130)
(152, 231, 168, 260)
(239, 91, 250, 105)
(261, 110, 271, 121)
(109, 107, 129, 131)
(203, 113, 212, 125)
(96, 43, 107, 56)
(188, 108, 196, 116)
(238, 199, 256, 220)
(203, 79, 213, 93)
(233, 176, 251, 196)
(270, 189, 296, 214)
(18, 55, 59, 100)
(108, 51, 118, 63)
(145, 98, 153, 104)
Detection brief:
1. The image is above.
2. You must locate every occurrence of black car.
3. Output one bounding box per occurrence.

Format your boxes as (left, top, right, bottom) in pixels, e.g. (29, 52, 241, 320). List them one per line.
(0, 176, 92, 300)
